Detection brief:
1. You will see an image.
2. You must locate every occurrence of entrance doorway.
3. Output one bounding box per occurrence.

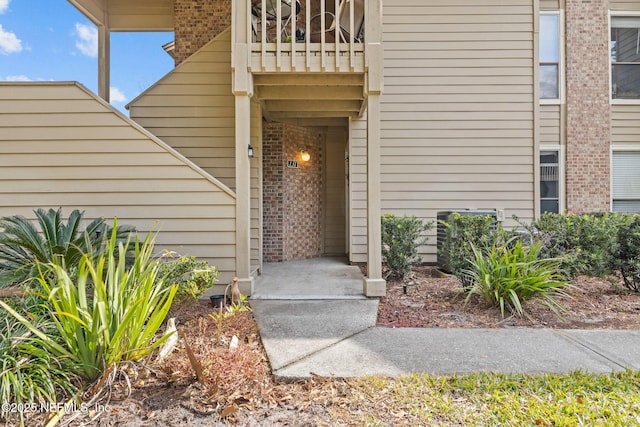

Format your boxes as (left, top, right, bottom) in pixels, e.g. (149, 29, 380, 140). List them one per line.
(262, 122, 348, 263)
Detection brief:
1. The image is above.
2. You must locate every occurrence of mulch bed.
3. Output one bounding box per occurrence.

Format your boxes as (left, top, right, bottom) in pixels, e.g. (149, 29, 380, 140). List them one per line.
(377, 266, 640, 329)
(21, 267, 640, 426)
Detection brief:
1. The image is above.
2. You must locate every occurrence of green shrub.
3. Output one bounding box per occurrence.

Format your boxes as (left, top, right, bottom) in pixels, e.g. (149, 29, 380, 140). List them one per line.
(438, 213, 505, 279)
(0, 208, 135, 287)
(462, 239, 569, 318)
(381, 214, 433, 280)
(158, 253, 219, 303)
(0, 219, 177, 381)
(616, 216, 640, 292)
(525, 212, 635, 279)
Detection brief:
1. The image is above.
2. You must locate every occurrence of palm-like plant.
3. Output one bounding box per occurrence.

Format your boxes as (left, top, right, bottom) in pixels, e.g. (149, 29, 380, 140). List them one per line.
(0, 208, 135, 286)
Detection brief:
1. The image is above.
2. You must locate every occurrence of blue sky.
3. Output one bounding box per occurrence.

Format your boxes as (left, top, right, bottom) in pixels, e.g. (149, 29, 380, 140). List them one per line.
(0, 0, 174, 114)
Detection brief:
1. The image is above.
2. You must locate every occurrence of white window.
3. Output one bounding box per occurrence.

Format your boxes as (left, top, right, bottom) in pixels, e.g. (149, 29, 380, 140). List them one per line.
(612, 151, 640, 212)
(611, 16, 640, 99)
(540, 150, 560, 213)
(540, 14, 560, 99)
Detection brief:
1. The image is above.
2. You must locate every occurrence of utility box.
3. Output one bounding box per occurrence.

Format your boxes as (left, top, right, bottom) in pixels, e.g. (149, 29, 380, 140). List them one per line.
(436, 210, 498, 273)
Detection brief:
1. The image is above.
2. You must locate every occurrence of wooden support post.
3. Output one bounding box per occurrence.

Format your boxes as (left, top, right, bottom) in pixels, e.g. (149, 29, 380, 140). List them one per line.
(362, 0, 385, 297)
(232, 0, 255, 295)
(98, 24, 110, 102)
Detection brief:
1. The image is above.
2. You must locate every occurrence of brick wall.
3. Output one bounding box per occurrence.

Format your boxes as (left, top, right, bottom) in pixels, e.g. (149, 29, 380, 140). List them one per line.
(283, 125, 323, 261)
(173, 0, 231, 65)
(565, 0, 611, 213)
(262, 123, 285, 262)
(262, 122, 324, 262)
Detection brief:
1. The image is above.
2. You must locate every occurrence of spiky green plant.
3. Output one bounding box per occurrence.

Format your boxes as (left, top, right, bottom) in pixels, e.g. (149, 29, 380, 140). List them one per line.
(0, 208, 135, 286)
(462, 239, 569, 318)
(0, 220, 177, 381)
(0, 310, 79, 426)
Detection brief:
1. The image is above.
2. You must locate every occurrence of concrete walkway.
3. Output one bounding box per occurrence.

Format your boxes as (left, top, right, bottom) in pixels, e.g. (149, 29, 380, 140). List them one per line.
(251, 258, 640, 380)
(251, 299, 640, 380)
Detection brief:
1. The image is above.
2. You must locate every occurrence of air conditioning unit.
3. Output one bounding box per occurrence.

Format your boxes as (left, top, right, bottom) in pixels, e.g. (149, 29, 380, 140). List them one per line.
(436, 210, 498, 273)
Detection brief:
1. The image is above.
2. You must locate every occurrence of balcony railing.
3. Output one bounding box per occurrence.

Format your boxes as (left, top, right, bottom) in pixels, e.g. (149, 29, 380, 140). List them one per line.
(245, 0, 366, 72)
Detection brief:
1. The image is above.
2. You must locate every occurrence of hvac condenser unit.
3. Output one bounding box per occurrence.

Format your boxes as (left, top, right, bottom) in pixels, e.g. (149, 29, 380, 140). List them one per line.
(436, 210, 498, 273)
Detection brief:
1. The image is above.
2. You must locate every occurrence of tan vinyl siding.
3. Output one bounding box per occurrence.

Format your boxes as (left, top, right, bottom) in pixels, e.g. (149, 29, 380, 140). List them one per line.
(612, 104, 640, 147)
(351, 0, 536, 264)
(0, 82, 238, 280)
(128, 30, 236, 190)
(324, 127, 347, 256)
(250, 100, 263, 271)
(610, 1, 640, 12)
(349, 116, 368, 262)
(540, 0, 561, 11)
(540, 104, 562, 146)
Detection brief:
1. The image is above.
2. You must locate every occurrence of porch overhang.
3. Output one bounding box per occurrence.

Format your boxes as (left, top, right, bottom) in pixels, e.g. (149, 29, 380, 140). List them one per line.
(67, 0, 174, 31)
(67, 0, 174, 102)
(253, 73, 366, 125)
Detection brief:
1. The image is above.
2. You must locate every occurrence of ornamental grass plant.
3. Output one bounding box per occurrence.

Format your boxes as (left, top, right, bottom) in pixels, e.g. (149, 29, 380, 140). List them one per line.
(462, 239, 569, 318)
(0, 219, 177, 382)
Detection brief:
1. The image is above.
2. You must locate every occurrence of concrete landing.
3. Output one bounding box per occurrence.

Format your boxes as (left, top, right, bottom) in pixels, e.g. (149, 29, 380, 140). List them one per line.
(251, 257, 365, 300)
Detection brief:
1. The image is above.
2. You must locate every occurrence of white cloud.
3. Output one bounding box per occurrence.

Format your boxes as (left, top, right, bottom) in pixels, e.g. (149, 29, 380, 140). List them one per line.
(0, 24, 22, 55)
(3, 75, 31, 81)
(110, 87, 127, 103)
(74, 23, 97, 58)
(0, 0, 9, 14)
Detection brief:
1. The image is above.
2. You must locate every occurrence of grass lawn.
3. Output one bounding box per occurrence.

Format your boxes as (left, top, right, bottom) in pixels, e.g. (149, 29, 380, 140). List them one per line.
(346, 370, 640, 426)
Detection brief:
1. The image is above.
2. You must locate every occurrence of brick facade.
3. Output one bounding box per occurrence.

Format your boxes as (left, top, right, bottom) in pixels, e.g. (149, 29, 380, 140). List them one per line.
(565, 0, 611, 213)
(262, 123, 285, 262)
(173, 0, 231, 65)
(263, 122, 324, 262)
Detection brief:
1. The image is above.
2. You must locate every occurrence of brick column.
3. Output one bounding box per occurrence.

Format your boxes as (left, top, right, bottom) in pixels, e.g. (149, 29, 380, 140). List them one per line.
(262, 123, 286, 262)
(174, 0, 232, 65)
(565, 0, 611, 213)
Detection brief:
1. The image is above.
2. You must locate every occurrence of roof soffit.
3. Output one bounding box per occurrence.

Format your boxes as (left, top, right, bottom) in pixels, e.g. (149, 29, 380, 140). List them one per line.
(67, 0, 174, 31)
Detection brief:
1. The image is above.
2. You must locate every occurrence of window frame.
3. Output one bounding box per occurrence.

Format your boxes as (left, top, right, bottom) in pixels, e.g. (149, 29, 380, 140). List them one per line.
(611, 147, 640, 212)
(610, 12, 640, 104)
(539, 10, 564, 105)
(539, 146, 564, 214)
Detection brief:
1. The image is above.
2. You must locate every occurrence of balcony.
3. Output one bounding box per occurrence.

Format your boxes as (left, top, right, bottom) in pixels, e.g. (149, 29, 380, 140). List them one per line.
(243, 0, 367, 73)
(233, 0, 381, 123)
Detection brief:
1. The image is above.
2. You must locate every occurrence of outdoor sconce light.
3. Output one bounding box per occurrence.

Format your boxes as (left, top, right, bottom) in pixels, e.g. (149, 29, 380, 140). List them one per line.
(248, 144, 254, 158)
(300, 150, 310, 162)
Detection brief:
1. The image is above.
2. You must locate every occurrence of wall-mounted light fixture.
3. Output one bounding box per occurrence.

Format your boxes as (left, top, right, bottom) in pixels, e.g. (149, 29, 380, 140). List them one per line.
(248, 144, 254, 158)
(300, 150, 310, 162)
